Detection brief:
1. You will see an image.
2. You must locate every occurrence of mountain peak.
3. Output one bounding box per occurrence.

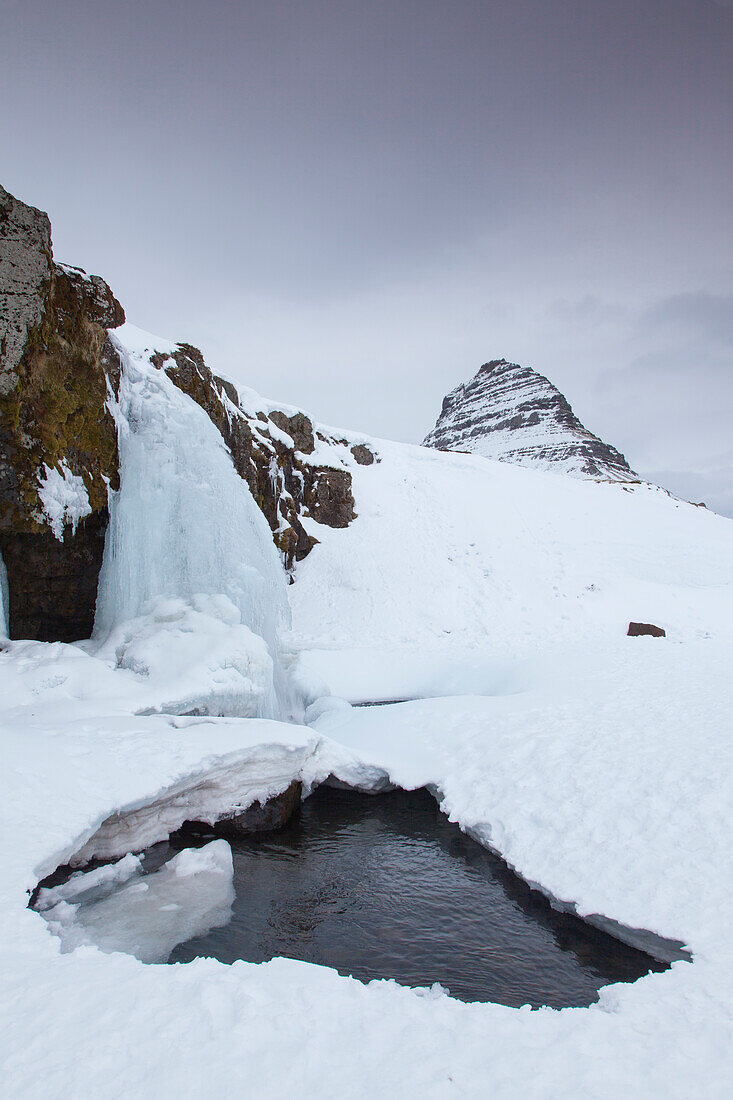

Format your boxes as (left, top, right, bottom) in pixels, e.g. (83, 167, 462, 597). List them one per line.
(423, 359, 638, 481)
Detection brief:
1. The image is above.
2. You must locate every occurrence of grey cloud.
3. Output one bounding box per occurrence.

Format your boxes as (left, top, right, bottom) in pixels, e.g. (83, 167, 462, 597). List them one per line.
(640, 294, 733, 348)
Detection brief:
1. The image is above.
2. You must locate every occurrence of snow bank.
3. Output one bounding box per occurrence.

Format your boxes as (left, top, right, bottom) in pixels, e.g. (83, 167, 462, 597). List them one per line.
(36, 841, 235, 964)
(70, 737, 314, 866)
(97, 325, 294, 719)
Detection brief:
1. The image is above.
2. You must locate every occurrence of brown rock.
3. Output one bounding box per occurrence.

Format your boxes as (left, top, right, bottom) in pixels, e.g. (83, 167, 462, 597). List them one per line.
(174, 780, 303, 839)
(351, 443, 376, 466)
(160, 343, 355, 566)
(270, 410, 316, 455)
(627, 622, 666, 638)
(303, 467, 356, 527)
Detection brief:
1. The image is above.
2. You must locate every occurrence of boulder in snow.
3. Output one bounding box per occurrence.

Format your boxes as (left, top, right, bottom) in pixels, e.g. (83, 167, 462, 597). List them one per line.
(627, 622, 666, 638)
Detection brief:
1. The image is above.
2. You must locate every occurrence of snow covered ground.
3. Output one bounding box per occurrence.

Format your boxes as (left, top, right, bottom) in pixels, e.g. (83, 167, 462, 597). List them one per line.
(290, 438, 733, 701)
(1, 379, 733, 1096)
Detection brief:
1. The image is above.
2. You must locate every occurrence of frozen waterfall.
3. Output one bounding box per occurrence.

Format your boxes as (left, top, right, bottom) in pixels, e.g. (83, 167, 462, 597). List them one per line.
(95, 325, 293, 720)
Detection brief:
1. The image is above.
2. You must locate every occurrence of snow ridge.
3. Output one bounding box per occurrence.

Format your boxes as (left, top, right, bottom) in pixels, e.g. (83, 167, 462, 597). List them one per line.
(423, 359, 638, 481)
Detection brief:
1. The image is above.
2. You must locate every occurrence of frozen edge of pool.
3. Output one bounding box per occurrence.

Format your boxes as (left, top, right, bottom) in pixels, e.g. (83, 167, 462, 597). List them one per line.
(30, 734, 691, 977)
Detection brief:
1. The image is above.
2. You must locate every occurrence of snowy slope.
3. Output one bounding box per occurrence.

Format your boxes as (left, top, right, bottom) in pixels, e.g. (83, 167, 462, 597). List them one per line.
(289, 437, 731, 701)
(423, 359, 637, 480)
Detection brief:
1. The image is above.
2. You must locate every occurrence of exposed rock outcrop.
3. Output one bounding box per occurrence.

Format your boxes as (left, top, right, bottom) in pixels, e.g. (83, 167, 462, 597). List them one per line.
(153, 342, 362, 569)
(0, 186, 125, 640)
(423, 359, 638, 481)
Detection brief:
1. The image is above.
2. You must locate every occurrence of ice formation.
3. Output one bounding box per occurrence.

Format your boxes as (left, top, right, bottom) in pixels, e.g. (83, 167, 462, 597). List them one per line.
(37, 459, 92, 540)
(96, 595, 275, 718)
(0, 551, 8, 637)
(35, 841, 235, 964)
(95, 326, 294, 719)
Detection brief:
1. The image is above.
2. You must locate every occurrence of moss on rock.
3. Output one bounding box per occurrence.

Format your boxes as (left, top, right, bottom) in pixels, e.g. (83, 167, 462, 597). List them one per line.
(0, 186, 125, 639)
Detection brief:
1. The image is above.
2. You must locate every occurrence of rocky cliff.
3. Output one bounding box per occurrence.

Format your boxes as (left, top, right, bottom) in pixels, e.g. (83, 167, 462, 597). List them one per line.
(0, 186, 125, 640)
(147, 338, 371, 570)
(423, 359, 637, 481)
(0, 185, 372, 641)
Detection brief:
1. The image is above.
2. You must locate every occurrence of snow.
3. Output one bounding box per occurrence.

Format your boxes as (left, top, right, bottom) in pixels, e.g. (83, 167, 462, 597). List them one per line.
(288, 440, 733, 704)
(1, 381, 733, 1095)
(37, 458, 92, 540)
(97, 325, 294, 720)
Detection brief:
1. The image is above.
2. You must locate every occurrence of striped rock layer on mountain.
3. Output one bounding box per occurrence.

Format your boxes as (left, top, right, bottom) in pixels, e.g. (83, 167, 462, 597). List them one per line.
(423, 359, 638, 481)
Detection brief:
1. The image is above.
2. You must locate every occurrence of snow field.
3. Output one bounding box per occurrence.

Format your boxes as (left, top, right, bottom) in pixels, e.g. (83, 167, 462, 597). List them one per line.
(289, 439, 733, 679)
(2, 635, 732, 1098)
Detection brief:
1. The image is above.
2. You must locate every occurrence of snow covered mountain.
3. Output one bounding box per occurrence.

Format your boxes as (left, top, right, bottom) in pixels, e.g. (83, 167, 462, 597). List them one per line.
(423, 358, 637, 481)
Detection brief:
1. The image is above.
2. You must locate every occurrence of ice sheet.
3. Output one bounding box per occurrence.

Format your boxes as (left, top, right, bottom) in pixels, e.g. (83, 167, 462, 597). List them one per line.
(37, 841, 234, 964)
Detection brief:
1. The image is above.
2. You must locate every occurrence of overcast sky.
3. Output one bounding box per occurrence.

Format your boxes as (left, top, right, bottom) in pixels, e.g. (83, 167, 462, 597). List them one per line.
(2, 0, 731, 513)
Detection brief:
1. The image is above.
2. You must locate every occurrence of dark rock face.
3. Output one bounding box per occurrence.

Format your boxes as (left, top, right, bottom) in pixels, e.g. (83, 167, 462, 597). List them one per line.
(173, 780, 303, 839)
(270, 410, 315, 454)
(216, 779, 303, 835)
(423, 359, 638, 481)
(628, 622, 666, 638)
(156, 344, 357, 569)
(2, 511, 108, 641)
(0, 185, 124, 640)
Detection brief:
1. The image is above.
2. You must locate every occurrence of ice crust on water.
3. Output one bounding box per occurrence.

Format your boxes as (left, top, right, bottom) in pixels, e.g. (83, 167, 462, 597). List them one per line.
(36, 853, 144, 906)
(96, 327, 294, 719)
(36, 841, 235, 964)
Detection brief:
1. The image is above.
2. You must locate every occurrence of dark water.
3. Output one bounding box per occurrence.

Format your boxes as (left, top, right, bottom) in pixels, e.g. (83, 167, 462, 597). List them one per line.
(164, 786, 667, 1007)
